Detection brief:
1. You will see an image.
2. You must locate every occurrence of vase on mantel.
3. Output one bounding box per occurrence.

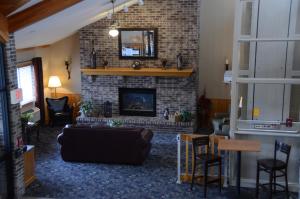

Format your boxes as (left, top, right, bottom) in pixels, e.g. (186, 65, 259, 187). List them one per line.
(90, 40, 96, 69)
(177, 53, 183, 70)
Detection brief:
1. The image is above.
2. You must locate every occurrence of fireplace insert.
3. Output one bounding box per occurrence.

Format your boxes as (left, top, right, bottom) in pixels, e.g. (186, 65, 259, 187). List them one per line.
(119, 88, 156, 117)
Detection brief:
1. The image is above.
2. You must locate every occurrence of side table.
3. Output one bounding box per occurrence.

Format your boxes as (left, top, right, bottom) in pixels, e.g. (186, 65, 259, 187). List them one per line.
(24, 122, 40, 144)
(24, 145, 36, 187)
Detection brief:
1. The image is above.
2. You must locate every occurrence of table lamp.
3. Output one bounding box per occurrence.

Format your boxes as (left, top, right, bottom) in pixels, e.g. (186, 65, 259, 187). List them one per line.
(48, 76, 61, 97)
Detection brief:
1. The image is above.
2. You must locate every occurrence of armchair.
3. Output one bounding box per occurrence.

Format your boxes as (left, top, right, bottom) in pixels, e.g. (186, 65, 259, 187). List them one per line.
(46, 96, 73, 127)
(212, 113, 230, 137)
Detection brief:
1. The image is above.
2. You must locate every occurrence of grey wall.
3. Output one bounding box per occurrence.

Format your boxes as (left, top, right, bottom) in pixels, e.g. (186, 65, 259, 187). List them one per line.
(80, 0, 200, 69)
(79, 0, 200, 118)
(198, 0, 235, 99)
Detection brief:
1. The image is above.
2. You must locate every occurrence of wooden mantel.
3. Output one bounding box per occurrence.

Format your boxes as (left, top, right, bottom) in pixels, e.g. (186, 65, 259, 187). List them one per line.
(80, 67, 194, 77)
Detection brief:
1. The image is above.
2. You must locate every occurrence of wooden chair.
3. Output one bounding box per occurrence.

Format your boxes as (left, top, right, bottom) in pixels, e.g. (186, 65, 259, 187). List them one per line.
(190, 136, 222, 198)
(256, 140, 291, 199)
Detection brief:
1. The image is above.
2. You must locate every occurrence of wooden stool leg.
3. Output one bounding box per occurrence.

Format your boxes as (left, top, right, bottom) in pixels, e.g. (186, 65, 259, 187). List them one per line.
(256, 163, 260, 198)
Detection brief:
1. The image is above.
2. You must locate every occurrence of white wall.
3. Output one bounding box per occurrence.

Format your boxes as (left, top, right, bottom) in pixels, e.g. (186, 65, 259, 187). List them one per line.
(48, 33, 81, 94)
(16, 33, 81, 96)
(198, 0, 235, 99)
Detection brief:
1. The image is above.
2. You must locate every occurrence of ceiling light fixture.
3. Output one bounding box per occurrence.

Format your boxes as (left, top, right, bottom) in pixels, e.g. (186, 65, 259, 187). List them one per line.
(109, 0, 119, 37)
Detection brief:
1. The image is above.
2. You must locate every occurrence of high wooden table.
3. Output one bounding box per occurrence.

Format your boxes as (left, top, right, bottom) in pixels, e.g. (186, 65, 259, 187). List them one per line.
(218, 139, 261, 194)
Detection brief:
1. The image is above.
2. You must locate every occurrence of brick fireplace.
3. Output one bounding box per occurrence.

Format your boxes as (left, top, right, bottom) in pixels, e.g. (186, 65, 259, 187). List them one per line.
(78, 75, 197, 133)
(78, 0, 200, 133)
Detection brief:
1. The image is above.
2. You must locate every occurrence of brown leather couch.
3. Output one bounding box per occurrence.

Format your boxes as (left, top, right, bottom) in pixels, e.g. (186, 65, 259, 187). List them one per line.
(57, 125, 153, 165)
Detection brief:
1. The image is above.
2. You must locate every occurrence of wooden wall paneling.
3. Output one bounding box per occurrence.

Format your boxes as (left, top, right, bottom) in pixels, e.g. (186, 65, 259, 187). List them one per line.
(208, 98, 231, 127)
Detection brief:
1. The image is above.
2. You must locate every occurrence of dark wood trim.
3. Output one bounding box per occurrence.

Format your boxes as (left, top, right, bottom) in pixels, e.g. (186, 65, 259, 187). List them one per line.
(0, 0, 29, 17)
(16, 45, 50, 52)
(16, 60, 32, 68)
(7, 0, 82, 33)
(118, 28, 158, 60)
(0, 12, 8, 43)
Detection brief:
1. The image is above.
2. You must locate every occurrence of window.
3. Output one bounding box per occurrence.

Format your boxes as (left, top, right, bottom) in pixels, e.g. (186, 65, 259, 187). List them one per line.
(17, 65, 36, 105)
(231, 0, 300, 136)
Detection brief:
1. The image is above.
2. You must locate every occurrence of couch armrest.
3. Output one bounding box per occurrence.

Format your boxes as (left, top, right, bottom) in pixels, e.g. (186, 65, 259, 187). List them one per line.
(57, 133, 64, 145)
(141, 129, 153, 144)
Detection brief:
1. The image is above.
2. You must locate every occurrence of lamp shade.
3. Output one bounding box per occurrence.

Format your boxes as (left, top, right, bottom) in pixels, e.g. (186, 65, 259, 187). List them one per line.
(48, 76, 62, 88)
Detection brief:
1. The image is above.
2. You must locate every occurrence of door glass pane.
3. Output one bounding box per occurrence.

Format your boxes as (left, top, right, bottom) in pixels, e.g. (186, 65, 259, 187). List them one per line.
(290, 85, 300, 121)
(255, 42, 287, 78)
(237, 83, 284, 122)
(291, 41, 300, 71)
(239, 42, 250, 70)
(241, 2, 253, 36)
(296, 0, 300, 34)
(241, 2, 253, 35)
(238, 83, 249, 120)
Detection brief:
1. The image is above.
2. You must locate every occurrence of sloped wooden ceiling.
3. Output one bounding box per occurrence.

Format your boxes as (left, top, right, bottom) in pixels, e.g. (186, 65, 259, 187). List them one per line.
(7, 0, 82, 33)
(0, 0, 82, 43)
(0, 0, 29, 16)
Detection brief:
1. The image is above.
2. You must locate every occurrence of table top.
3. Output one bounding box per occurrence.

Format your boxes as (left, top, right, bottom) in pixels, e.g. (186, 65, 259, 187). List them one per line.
(24, 145, 34, 152)
(180, 134, 208, 142)
(218, 139, 261, 152)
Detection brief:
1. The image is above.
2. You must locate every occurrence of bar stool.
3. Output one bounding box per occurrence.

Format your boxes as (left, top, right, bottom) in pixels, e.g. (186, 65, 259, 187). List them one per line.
(256, 140, 291, 199)
(190, 136, 222, 198)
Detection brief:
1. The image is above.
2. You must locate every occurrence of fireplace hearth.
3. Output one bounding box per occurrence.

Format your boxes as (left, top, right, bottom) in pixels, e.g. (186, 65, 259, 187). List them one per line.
(119, 88, 156, 117)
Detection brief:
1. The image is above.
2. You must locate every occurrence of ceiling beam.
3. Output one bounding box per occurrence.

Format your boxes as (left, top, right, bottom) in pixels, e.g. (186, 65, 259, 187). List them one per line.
(0, 12, 9, 43)
(0, 0, 30, 17)
(7, 0, 82, 33)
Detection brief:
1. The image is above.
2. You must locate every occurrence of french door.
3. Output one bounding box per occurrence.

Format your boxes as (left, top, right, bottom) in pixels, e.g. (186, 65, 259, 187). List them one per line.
(0, 43, 14, 198)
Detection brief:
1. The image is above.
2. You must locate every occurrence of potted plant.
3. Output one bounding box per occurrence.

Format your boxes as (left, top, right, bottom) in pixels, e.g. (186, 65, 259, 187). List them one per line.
(21, 112, 33, 124)
(181, 111, 193, 122)
(79, 101, 93, 117)
(21, 113, 33, 133)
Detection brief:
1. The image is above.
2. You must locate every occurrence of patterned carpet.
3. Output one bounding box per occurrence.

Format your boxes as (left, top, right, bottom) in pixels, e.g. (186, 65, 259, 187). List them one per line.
(24, 127, 297, 199)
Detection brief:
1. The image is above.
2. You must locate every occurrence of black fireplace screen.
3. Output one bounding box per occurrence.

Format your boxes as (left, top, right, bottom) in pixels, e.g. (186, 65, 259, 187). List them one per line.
(119, 88, 156, 117)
